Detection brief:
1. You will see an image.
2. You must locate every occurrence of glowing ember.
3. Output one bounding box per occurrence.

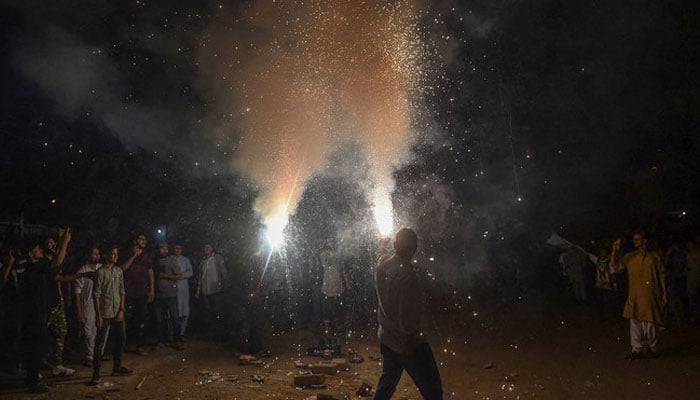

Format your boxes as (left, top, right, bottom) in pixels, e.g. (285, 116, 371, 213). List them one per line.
(264, 211, 288, 249)
(373, 190, 394, 236)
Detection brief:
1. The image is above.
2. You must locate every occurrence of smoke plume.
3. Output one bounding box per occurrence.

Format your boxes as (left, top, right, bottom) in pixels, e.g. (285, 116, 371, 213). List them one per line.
(196, 0, 426, 230)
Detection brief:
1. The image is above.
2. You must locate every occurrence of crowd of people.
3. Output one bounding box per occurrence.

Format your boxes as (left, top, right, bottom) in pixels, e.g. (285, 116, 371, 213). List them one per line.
(558, 231, 700, 358)
(4, 219, 698, 396)
(0, 227, 251, 392)
(0, 225, 376, 394)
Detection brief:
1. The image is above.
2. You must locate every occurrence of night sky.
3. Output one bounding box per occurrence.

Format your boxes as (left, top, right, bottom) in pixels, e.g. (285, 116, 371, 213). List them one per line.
(1, 1, 698, 271)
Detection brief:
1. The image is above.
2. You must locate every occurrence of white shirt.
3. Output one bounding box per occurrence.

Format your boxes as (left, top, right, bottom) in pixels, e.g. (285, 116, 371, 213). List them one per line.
(74, 263, 102, 309)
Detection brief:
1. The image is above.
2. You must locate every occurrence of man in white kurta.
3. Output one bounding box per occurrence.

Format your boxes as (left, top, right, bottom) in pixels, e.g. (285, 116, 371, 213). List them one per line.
(173, 244, 193, 337)
(74, 247, 104, 364)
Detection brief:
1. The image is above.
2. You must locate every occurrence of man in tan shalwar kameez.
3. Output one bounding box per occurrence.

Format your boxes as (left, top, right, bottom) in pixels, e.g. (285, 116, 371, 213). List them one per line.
(611, 232, 667, 359)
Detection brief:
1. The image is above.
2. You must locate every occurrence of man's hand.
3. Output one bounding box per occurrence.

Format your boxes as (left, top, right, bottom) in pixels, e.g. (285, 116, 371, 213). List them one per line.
(116, 309, 124, 322)
(148, 290, 155, 303)
(63, 228, 72, 244)
(96, 316, 103, 330)
(133, 247, 143, 257)
(8, 250, 15, 265)
(195, 287, 201, 300)
(612, 238, 621, 252)
(77, 312, 86, 326)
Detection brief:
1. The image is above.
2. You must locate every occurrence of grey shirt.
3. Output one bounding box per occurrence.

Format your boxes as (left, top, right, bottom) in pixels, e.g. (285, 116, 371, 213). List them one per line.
(199, 253, 226, 295)
(375, 254, 426, 354)
(157, 255, 181, 299)
(94, 264, 125, 319)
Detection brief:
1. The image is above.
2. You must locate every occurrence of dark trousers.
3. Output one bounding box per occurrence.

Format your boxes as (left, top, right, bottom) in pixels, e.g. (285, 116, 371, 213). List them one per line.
(374, 343, 443, 400)
(247, 297, 264, 354)
(202, 292, 225, 339)
(322, 295, 340, 322)
(155, 296, 181, 343)
(22, 321, 47, 389)
(92, 318, 125, 379)
(125, 296, 148, 348)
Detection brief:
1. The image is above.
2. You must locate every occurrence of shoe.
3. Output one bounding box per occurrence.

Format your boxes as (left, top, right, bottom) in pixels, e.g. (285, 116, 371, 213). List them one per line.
(53, 365, 76, 377)
(136, 347, 149, 355)
(38, 373, 43, 381)
(101, 355, 111, 361)
(624, 351, 644, 360)
(646, 349, 660, 359)
(83, 359, 93, 366)
(90, 377, 101, 385)
(112, 366, 133, 376)
(27, 383, 49, 393)
(174, 342, 185, 351)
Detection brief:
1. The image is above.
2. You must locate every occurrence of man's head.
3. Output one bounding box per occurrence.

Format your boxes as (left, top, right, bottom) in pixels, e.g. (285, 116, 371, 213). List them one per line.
(394, 228, 418, 260)
(203, 244, 214, 256)
(103, 246, 119, 264)
(43, 237, 57, 255)
(88, 247, 101, 263)
(173, 244, 184, 257)
(27, 243, 44, 261)
(158, 241, 169, 257)
(135, 234, 147, 249)
(632, 231, 648, 250)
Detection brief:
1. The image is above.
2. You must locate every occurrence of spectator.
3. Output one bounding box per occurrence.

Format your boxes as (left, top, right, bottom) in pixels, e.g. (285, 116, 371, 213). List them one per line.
(611, 231, 667, 359)
(19, 230, 70, 393)
(42, 233, 75, 377)
(172, 243, 193, 338)
(560, 247, 588, 303)
(594, 248, 616, 320)
(196, 243, 226, 340)
(665, 239, 688, 327)
(120, 234, 151, 355)
(319, 239, 348, 330)
(92, 246, 132, 384)
(74, 246, 105, 365)
(154, 242, 184, 350)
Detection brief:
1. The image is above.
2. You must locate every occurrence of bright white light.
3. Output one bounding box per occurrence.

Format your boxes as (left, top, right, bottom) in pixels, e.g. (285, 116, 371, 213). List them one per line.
(373, 194, 394, 236)
(265, 212, 287, 249)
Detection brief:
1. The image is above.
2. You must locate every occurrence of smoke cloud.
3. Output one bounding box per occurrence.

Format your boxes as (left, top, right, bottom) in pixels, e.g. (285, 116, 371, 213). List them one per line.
(196, 0, 426, 229)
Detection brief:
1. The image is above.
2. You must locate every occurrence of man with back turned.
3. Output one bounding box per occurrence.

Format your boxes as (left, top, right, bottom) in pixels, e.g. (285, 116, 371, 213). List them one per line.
(373, 228, 443, 400)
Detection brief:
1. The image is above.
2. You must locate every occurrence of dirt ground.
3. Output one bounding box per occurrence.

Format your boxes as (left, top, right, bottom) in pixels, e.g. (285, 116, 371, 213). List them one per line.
(1, 304, 699, 400)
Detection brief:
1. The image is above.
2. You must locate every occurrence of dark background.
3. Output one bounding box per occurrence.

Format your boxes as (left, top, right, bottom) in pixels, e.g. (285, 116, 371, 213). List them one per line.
(1, 1, 698, 292)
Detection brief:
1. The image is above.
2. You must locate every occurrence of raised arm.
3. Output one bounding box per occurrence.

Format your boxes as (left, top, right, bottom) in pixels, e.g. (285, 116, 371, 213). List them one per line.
(609, 238, 624, 273)
(52, 229, 72, 269)
(1, 251, 15, 283)
(120, 247, 142, 271)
